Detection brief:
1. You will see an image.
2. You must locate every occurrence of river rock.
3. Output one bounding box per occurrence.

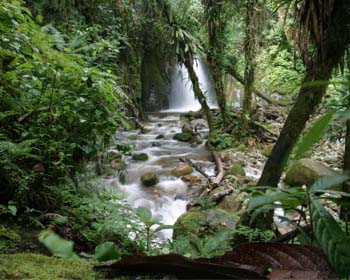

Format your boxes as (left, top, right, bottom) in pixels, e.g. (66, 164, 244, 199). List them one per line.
(285, 158, 339, 187)
(190, 118, 207, 129)
(181, 174, 201, 184)
(132, 153, 149, 161)
(218, 192, 248, 212)
(128, 135, 137, 140)
(110, 159, 126, 170)
(182, 124, 194, 134)
(173, 208, 238, 239)
(262, 143, 274, 157)
(173, 132, 193, 142)
(236, 144, 246, 152)
(171, 163, 193, 177)
(156, 134, 164, 139)
(141, 172, 159, 187)
(108, 151, 122, 162)
(230, 164, 246, 177)
(152, 142, 161, 147)
(193, 135, 203, 144)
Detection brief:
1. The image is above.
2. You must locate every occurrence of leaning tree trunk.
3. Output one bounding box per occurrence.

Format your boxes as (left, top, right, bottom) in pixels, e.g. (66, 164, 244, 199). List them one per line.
(340, 51, 350, 222)
(247, 1, 350, 230)
(204, 0, 228, 126)
(242, 0, 257, 131)
(184, 56, 214, 131)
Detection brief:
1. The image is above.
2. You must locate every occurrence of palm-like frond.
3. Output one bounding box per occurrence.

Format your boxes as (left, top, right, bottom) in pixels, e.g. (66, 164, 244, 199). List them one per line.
(0, 140, 40, 161)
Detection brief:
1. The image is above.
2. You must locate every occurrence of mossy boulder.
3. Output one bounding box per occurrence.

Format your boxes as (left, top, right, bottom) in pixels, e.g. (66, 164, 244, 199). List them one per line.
(107, 150, 122, 161)
(262, 144, 274, 157)
(236, 144, 246, 152)
(156, 134, 164, 139)
(285, 158, 339, 187)
(132, 153, 149, 161)
(0, 253, 99, 280)
(141, 172, 159, 187)
(230, 164, 246, 177)
(171, 163, 193, 177)
(181, 175, 201, 184)
(173, 132, 193, 142)
(173, 208, 238, 239)
(127, 135, 138, 140)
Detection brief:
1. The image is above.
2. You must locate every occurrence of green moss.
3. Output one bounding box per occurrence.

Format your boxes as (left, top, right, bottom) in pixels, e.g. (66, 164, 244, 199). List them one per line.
(0, 253, 100, 280)
(173, 209, 238, 239)
(230, 164, 246, 177)
(173, 132, 193, 142)
(262, 144, 274, 157)
(141, 172, 159, 187)
(132, 153, 149, 161)
(0, 226, 20, 242)
(0, 226, 21, 252)
(236, 144, 246, 152)
(127, 135, 138, 141)
(207, 130, 233, 150)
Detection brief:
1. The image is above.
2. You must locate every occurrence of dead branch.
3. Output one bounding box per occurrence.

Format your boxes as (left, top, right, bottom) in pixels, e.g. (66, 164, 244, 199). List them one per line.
(212, 151, 224, 185)
(270, 224, 312, 243)
(179, 158, 210, 180)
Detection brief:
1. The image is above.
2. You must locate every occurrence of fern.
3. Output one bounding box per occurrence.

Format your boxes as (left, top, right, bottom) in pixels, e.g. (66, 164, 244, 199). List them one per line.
(0, 140, 40, 161)
(310, 198, 350, 277)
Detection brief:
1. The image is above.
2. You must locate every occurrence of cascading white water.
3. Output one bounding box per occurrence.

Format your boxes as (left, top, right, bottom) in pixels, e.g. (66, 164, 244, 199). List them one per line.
(103, 114, 215, 239)
(166, 59, 218, 112)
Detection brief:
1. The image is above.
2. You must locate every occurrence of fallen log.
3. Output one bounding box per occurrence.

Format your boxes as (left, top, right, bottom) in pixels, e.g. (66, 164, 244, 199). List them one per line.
(210, 187, 234, 203)
(179, 158, 210, 180)
(212, 151, 224, 186)
(270, 224, 312, 243)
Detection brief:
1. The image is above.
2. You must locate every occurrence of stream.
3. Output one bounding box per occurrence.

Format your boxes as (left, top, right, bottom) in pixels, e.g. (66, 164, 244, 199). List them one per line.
(103, 113, 215, 238)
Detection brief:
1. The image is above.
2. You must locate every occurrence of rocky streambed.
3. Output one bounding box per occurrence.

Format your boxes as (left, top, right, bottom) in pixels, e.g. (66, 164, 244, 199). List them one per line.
(100, 108, 346, 240)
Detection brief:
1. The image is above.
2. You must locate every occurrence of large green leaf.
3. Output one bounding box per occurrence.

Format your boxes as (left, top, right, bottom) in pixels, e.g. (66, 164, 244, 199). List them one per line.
(94, 241, 120, 262)
(310, 197, 350, 277)
(294, 110, 336, 160)
(310, 174, 349, 194)
(39, 230, 79, 260)
(248, 187, 305, 211)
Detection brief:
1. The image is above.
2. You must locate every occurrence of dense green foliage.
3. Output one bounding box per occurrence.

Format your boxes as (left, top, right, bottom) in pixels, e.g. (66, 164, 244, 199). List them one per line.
(0, 1, 126, 210)
(1, 0, 350, 278)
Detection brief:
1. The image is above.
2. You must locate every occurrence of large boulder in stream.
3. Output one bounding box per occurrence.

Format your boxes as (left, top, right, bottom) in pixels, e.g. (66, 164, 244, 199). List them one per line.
(141, 172, 159, 187)
(285, 158, 339, 187)
(173, 132, 193, 142)
(173, 208, 238, 239)
(171, 163, 193, 177)
(132, 153, 149, 161)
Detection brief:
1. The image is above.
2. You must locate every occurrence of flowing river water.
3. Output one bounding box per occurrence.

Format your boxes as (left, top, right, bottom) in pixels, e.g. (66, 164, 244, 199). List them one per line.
(103, 113, 215, 238)
(100, 59, 263, 239)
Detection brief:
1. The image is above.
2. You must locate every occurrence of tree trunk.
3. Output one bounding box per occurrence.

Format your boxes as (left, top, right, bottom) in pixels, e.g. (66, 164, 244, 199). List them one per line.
(248, 1, 350, 229)
(242, 0, 257, 130)
(341, 51, 350, 221)
(184, 56, 213, 131)
(204, 0, 228, 126)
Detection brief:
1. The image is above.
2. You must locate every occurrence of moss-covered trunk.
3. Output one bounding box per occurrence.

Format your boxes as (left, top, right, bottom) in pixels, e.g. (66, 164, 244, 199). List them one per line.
(204, 0, 228, 126)
(184, 56, 213, 131)
(242, 0, 257, 130)
(341, 53, 350, 222)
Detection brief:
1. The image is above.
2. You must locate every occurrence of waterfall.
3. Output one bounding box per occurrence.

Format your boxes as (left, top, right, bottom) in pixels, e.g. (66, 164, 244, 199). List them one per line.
(165, 58, 218, 112)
